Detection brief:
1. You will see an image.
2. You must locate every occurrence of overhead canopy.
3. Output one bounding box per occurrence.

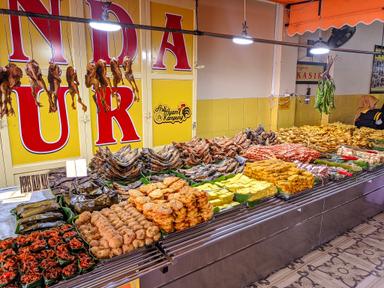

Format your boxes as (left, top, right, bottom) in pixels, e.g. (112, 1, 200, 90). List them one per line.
(271, 0, 384, 36)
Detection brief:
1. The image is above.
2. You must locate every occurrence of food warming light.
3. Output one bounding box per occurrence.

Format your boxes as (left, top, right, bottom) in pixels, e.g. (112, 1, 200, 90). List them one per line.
(310, 39, 330, 55)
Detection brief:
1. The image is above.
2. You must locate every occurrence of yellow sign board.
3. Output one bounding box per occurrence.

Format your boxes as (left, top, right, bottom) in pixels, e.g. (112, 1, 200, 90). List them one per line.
(152, 80, 193, 146)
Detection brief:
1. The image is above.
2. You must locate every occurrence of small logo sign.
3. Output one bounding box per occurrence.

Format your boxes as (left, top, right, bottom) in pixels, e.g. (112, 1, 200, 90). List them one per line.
(154, 103, 191, 124)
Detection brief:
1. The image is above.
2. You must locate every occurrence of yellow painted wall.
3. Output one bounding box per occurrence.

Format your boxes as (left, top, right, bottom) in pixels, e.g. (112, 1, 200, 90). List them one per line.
(196, 98, 273, 138)
(196, 94, 384, 137)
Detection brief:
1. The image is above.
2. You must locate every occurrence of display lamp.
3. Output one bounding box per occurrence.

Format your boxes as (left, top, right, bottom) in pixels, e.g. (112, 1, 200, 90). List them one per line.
(233, 0, 253, 45)
(310, 39, 330, 55)
(89, 1, 121, 32)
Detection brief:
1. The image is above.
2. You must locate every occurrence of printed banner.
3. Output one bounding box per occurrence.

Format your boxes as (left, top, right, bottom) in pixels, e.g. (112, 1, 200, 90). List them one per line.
(152, 80, 193, 146)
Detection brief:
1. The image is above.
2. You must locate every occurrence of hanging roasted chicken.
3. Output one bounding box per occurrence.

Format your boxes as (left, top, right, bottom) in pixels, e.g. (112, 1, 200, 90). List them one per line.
(66, 66, 87, 112)
(47, 60, 62, 113)
(0, 64, 23, 118)
(110, 57, 123, 108)
(122, 56, 139, 102)
(85, 61, 101, 112)
(25, 60, 50, 108)
(95, 59, 113, 112)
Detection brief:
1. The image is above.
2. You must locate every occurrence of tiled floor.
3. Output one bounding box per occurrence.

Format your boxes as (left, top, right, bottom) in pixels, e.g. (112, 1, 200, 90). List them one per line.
(246, 213, 384, 288)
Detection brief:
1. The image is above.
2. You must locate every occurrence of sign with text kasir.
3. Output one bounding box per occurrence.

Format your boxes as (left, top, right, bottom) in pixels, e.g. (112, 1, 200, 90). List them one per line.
(296, 61, 326, 84)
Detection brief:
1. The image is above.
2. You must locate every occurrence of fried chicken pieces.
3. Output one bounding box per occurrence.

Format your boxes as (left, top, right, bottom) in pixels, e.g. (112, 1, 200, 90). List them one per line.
(0, 64, 22, 118)
(47, 60, 62, 112)
(66, 66, 87, 112)
(128, 177, 213, 233)
(25, 59, 49, 108)
(76, 201, 160, 259)
(122, 56, 139, 102)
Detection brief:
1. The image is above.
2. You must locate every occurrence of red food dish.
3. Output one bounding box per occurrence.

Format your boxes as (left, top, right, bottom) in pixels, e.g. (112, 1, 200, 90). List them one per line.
(68, 238, 84, 251)
(48, 236, 63, 248)
(62, 231, 77, 240)
(15, 235, 31, 247)
(30, 238, 46, 252)
(62, 262, 78, 279)
(40, 249, 56, 260)
(20, 272, 42, 286)
(56, 244, 75, 262)
(43, 266, 62, 282)
(0, 249, 16, 262)
(40, 258, 58, 271)
(41, 229, 60, 239)
(59, 224, 73, 234)
(78, 252, 95, 271)
(2, 257, 17, 271)
(19, 259, 39, 274)
(0, 269, 17, 286)
(0, 239, 14, 251)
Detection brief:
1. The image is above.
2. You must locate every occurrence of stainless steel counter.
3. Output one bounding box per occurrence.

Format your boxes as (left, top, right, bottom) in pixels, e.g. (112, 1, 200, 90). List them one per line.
(51, 168, 384, 288)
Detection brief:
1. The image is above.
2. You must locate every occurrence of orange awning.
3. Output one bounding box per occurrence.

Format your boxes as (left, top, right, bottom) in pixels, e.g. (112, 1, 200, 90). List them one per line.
(272, 0, 384, 36)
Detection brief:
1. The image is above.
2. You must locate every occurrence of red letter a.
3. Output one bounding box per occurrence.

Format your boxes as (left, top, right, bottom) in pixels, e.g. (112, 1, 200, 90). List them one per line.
(153, 13, 192, 71)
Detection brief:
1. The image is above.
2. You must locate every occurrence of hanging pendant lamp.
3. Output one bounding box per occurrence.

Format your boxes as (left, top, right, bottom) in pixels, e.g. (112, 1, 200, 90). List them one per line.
(89, 1, 121, 32)
(233, 0, 253, 45)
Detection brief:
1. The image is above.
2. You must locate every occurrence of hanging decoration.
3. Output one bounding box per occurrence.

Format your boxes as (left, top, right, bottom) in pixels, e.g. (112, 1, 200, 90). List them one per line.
(110, 57, 123, 108)
(315, 56, 336, 115)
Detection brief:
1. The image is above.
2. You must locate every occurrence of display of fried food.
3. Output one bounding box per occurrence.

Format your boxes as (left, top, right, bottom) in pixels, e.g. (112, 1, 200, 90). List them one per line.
(278, 123, 384, 153)
(244, 159, 314, 195)
(277, 123, 355, 153)
(173, 138, 212, 166)
(141, 145, 183, 174)
(75, 201, 161, 259)
(243, 143, 321, 163)
(127, 177, 213, 233)
(89, 145, 143, 182)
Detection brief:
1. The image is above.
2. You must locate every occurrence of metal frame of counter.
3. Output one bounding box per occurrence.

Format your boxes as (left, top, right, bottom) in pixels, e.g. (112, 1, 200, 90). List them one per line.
(53, 168, 384, 288)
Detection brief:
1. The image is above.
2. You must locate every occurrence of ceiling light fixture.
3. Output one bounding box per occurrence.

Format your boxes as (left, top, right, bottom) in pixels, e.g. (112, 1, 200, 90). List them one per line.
(233, 0, 253, 45)
(89, 1, 121, 32)
(310, 39, 330, 55)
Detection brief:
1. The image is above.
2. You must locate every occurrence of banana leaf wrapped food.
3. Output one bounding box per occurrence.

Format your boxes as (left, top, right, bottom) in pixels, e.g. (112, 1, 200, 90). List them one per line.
(13, 199, 68, 234)
(65, 183, 118, 213)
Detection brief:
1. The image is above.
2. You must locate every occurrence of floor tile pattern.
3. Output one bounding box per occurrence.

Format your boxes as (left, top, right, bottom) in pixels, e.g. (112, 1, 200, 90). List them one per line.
(246, 213, 384, 288)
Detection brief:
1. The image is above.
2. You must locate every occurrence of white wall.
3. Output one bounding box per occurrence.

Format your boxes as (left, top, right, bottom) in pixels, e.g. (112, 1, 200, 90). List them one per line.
(295, 22, 384, 96)
(197, 0, 276, 99)
(333, 22, 384, 95)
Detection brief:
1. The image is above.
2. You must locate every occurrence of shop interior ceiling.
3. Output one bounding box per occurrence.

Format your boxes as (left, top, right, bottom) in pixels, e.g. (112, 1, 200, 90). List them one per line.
(0, 0, 382, 56)
(270, 0, 384, 37)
